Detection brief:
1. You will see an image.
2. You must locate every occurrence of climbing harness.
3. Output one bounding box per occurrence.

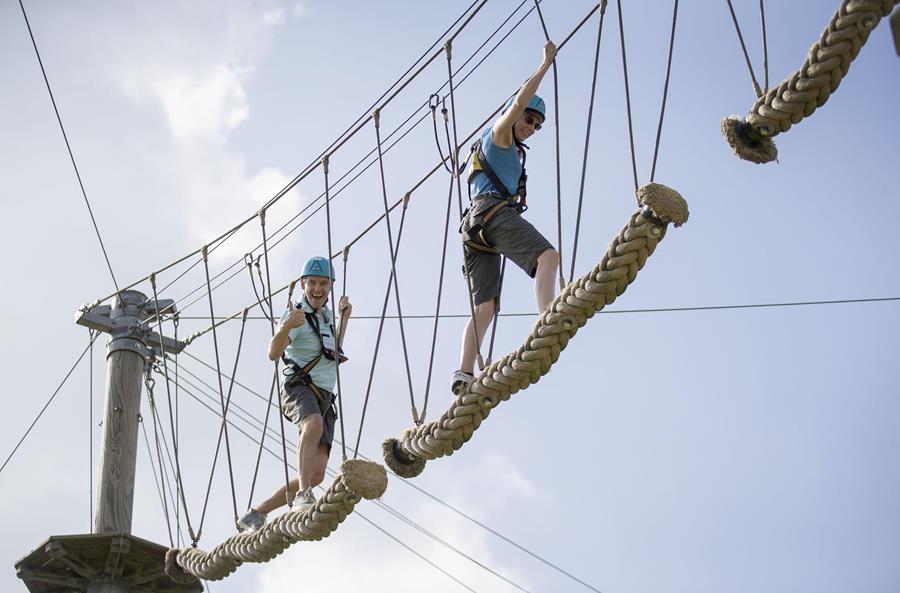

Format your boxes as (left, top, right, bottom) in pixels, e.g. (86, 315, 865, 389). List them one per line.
(459, 137, 529, 253)
(281, 307, 347, 415)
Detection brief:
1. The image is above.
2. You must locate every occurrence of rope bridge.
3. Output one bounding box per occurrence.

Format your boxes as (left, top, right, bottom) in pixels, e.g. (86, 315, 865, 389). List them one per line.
(164, 459, 387, 583)
(383, 183, 688, 478)
(723, 0, 900, 163)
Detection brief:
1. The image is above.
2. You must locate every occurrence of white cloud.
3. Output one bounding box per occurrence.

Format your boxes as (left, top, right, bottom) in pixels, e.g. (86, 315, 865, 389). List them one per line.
(292, 3, 307, 19)
(122, 64, 249, 142)
(109, 1, 309, 273)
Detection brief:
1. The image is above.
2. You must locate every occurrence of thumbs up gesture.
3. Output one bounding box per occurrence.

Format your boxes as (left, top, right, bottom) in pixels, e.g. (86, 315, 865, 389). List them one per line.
(281, 300, 306, 330)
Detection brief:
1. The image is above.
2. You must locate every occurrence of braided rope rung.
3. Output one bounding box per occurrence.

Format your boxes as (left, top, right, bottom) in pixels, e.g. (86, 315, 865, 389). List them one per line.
(382, 183, 689, 479)
(722, 0, 899, 163)
(164, 459, 388, 583)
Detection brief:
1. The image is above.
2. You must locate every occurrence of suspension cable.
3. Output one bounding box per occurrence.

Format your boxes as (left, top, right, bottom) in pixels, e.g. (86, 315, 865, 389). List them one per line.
(149, 273, 199, 542)
(373, 111, 419, 423)
(88, 330, 95, 530)
(759, 0, 769, 93)
(258, 210, 293, 508)
(1, 331, 99, 476)
(142, 373, 174, 546)
(354, 194, 414, 456)
(650, 0, 679, 182)
(138, 408, 173, 546)
(200, 248, 240, 532)
(532, 0, 566, 291)
(725, 0, 764, 97)
(615, 0, 639, 195)
(445, 39, 486, 373)
(322, 156, 349, 460)
(195, 308, 248, 536)
(17, 0, 119, 293)
(569, 2, 607, 283)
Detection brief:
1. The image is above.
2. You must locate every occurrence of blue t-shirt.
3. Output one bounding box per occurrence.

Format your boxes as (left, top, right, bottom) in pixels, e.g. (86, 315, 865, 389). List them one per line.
(280, 298, 338, 392)
(469, 128, 523, 198)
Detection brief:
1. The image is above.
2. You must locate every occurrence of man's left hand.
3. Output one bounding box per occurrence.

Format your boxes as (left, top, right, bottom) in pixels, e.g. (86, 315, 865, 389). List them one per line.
(338, 295, 352, 318)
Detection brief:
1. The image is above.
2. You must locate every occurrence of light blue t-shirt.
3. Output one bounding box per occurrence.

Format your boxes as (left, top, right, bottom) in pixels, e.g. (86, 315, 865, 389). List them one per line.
(469, 128, 523, 198)
(280, 297, 338, 392)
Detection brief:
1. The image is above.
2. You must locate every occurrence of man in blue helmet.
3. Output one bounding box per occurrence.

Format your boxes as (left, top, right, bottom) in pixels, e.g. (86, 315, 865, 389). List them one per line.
(237, 256, 352, 531)
(452, 40, 559, 395)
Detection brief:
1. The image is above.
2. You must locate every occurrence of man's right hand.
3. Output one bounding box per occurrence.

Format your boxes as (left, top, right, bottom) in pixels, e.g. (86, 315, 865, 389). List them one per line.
(280, 300, 306, 331)
(542, 40, 557, 67)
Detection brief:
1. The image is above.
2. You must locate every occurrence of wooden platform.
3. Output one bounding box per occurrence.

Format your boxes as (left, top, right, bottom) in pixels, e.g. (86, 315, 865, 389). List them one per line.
(15, 533, 202, 593)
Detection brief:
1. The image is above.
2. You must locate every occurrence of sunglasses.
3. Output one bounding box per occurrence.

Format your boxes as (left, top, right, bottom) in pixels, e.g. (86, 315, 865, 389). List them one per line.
(523, 113, 542, 130)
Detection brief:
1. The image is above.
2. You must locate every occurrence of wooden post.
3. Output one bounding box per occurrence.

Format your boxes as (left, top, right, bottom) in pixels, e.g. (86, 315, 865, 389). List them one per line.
(93, 291, 152, 535)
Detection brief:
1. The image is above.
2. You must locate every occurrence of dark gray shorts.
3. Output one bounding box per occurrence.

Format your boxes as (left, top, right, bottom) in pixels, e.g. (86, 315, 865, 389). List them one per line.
(280, 381, 337, 450)
(462, 195, 554, 306)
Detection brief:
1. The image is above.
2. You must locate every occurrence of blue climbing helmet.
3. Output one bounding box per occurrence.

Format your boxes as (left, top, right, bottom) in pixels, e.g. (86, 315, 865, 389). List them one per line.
(301, 256, 335, 280)
(503, 94, 546, 122)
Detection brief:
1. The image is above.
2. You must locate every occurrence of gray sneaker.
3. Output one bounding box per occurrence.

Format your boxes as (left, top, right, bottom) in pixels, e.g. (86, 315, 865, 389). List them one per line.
(237, 508, 266, 532)
(292, 489, 316, 514)
(450, 370, 475, 396)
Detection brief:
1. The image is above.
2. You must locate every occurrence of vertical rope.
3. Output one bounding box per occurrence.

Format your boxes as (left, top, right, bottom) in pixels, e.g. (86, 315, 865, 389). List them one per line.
(354, 195, 413, 456)
(88, 330, 94, 532)
(445, 40, 486, 372)
(321, 156, 348, 461)
(531, 0, 566, 291)
(616, 0, 639, 196)
(200, 247, 240, 528)
(650, 0, 679, 182)
(172, 315, 182, 547)
(421, 104, 460, 421)
(569, 2, 607, 283)
(258, 210, 293, 508)
(149, 273, 197, 544)
(143, 372, 175, 547)
(725, 0, 763, 97)
(484, 258, 506, 365)
(196, 309, 248, 534)
(759, 0, 769, 93)
(372, 110, 419, 423)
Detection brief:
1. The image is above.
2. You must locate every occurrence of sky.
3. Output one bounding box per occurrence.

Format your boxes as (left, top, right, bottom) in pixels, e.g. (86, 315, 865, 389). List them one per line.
(1, 1, 899, 592)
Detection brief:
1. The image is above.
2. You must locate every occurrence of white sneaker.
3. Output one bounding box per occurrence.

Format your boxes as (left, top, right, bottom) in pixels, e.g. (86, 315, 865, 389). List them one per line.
(237, 508, 266, 532)
(292, 489, 316, 514)
(450, 370, 475, 396)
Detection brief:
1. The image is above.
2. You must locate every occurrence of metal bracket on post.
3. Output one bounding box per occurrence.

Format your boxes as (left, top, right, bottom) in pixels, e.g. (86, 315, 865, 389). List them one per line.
(76, 290, 186, 361)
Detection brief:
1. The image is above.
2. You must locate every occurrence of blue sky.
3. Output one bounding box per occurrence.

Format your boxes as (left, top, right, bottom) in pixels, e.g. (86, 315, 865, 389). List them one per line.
(1, 1, 898, 592)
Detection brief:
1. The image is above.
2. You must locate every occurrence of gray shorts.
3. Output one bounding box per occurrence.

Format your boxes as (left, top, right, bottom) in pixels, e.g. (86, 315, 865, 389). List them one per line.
(462, 195, 554, 306)
(280, 381, 337, 451)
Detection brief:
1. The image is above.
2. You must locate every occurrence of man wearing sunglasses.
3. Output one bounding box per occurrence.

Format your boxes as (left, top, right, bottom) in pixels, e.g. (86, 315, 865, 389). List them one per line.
(237, 256, 352, 532)
(452, 40, 559, 396)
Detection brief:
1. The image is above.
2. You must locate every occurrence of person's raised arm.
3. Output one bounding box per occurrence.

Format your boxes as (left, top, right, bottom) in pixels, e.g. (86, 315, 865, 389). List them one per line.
(268, 300, 305, 361)
(492, 40, 557, 148)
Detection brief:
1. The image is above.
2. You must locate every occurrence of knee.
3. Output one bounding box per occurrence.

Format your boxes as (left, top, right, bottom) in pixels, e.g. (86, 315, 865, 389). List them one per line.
(301, 414, 323, 438)
(538, 248, 559, 271)
(474, 299, 496, 317)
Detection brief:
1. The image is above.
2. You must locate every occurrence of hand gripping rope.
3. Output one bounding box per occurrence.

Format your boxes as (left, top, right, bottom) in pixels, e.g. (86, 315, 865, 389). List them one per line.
(382, 183, 689, 478)
(722, 0, 900, 163)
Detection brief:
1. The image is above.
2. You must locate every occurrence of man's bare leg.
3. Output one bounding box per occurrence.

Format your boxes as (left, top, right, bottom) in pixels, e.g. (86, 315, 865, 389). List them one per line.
(459, 299, 497, 374)
(297, 414, 324, 491)
(534, 248, 559, 312)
